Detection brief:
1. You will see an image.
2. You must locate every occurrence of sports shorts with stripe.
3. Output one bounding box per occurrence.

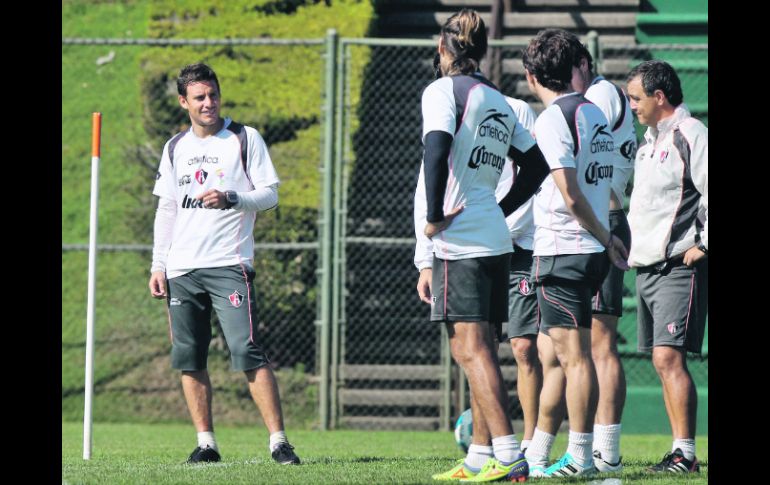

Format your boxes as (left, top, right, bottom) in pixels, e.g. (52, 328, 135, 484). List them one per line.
(430, 254, 511, 333)
(166, 264, 269, 371)
(532, 252, 610, 332)
(592, 209, 631, 316)
(506, 246, 538, 339)
(636, 256, 708, 354)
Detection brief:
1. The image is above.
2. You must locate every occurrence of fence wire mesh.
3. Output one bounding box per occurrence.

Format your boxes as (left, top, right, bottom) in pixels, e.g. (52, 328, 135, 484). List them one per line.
(62, 36, 707, 431)
(336, 39, 708, 430)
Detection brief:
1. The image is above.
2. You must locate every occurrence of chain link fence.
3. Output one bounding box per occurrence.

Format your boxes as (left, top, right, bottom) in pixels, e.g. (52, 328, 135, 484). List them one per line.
(333, 38, 708, 430)
(62, 36, 707, 431)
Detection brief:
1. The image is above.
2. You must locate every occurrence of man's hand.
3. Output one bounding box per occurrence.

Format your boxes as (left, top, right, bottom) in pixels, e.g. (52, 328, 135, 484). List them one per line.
(424, 206, 464, 238)
(196, 189, 225, 209)
(417, 268, 433, 304)
(149, 271, 167, 299)
(683, 245, 707, 266)
(607, 234, 630, 271)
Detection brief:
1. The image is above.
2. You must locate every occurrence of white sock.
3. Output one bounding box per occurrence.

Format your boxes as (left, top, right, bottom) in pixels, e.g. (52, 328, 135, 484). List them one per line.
(525, 428, 555, 466)
(566, 430, 593, 467)
(465, 444, 493, 470)
(673, 438, 696, 461)
(593, 423, 621, 463)
(520, 439, 531, 452)
(197, 431, 218, 452)
(269, 431, 288, 452)
(492, 434, 521, 465)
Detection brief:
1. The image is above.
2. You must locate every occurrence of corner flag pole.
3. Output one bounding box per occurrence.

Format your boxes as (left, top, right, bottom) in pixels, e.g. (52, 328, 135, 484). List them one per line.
(84, 112, 102, 460)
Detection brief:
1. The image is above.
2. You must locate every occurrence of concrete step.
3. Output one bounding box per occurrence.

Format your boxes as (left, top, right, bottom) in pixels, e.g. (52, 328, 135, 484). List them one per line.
(340, 388, 444, 406)
(502, 57, 630, 76)
(378, 11, 637, 32)
(339, 415, 442, 430)
(376, 0, 639, 11)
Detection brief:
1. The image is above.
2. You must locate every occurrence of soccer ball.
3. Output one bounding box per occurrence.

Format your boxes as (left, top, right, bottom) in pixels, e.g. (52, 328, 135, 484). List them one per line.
(454, 408, 473, 453)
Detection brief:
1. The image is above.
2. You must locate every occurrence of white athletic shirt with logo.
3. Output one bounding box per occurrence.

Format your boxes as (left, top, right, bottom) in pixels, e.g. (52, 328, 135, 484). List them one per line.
(152, 117, 280, 278)
(532, 92, 613, 256)
(584, 76, 637, 205)
(416, 74, 537, 263)
(414, 96, 537, 269)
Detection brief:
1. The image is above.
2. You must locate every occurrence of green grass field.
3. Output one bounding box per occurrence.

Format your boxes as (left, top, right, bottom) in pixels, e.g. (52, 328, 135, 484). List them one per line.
(63, 422, 708, 484)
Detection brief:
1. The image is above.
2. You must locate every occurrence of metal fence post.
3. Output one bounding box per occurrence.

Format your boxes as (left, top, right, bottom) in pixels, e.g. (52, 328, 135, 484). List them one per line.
(318, 28, 338, 431)
(586, 30, 600, 74)
(330, 37, 347, 429)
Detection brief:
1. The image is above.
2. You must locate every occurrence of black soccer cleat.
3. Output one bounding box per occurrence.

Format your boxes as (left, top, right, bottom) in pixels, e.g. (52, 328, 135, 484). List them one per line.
(271, 442, 301, 465)
(648, 448, 700, 473)
(185, 445, 221, 464)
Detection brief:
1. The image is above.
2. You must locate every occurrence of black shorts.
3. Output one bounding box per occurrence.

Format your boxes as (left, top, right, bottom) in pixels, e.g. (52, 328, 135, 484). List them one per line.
(430, 253, 510, 326)
(506, 246, 538, 339)
(592, 209, 632, 316)
(532, 252, 610, 331)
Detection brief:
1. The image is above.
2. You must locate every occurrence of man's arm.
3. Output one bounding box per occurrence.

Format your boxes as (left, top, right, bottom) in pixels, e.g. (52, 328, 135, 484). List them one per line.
(414, 164, 434, 304)
(149, 196, 177, 298)
(498, 144, 549, 216)
(683, 125, 708, 266)
(551, 168, 629, 270)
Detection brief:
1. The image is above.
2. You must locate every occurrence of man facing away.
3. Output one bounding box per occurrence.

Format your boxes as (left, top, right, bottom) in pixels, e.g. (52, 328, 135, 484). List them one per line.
(148, 62, 300, 465)
(524, 29, 636, 475)
(521, 29, 629, 478)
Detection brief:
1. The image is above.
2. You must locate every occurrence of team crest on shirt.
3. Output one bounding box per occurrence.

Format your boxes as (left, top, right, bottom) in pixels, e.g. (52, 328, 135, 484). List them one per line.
(659, 150, 669, 163)
(195, 168, 208, 184)
(229, 290, 244, 308)
(518, 278, 531, 295)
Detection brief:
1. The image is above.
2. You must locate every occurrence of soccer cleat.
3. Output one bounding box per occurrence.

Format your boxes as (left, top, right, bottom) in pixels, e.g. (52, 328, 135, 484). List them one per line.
(184, 445, 221, 464)
(544, 452, 597, 477)
(593, 450, 623, 472)
(648, 448, 700, 473)
(432, 459, 479, 481)
(271, 442, 301, 465)
(460, 455, 528, 483)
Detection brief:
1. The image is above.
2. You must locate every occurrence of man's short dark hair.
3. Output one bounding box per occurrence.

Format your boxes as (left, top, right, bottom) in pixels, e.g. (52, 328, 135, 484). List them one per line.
(177, 63, 220, 97)
(522, 29, 583, 92)
(627, 60, 683, 106)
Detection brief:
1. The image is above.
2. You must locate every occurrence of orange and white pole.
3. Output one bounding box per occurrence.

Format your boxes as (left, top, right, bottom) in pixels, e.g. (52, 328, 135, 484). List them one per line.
(83, 113, 101, 460)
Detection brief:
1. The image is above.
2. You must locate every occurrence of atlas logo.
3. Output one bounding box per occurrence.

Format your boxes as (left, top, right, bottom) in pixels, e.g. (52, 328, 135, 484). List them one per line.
(584, 161, 613, 186)
(178, 174, 192, 186)
(195, 169, 208, 184)
(518, 278, 531, 295)
(666, 322, 680, 335)
(229, 290, 244, 308)
(468, 145, 505, 173)
(620, 139, 637, 162)
(590, 123, 614, 153)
